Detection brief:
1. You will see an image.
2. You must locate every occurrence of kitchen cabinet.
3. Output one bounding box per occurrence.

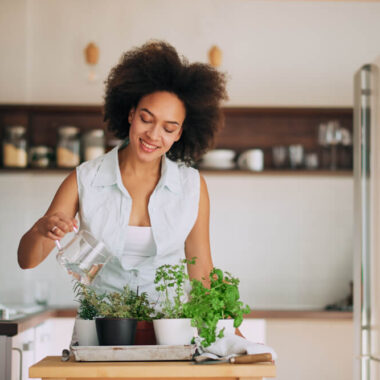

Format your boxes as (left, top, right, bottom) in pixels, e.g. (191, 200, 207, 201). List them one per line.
(265, 318, 353, 380)
(0, 313, 75, 380)
(11, 327, 35, 380)
(47, 318, 75, 355)
(34, 321, 52, 365)
(10, 319, 74, 380)
(0, 104, 353, 173)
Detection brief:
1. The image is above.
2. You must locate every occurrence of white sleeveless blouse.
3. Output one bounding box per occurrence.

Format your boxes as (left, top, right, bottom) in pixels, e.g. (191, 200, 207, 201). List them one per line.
(76, 143, 200, 300)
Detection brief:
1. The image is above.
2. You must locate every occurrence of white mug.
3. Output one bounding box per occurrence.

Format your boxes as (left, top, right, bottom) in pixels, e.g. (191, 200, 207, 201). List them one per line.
(238, 149, 264, 171)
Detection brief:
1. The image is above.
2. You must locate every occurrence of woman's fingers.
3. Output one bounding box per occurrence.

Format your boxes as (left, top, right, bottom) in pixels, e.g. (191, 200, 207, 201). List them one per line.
(53, 213, 76, 231)
(47, 231, 61, 241)
(48, 224, 65, 238)
(38, 212, 78, 241)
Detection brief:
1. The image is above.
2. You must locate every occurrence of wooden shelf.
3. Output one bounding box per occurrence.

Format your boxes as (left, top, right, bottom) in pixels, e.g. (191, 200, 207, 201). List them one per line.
(0, 104, 353, 174)
(0, 167, 72, 173)
(200, 169, 353, 176)
(0, 167, 353, 176)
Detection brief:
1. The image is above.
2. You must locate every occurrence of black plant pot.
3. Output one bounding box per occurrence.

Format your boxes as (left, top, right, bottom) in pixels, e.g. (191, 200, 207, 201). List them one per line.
(95, 318, 137, 345)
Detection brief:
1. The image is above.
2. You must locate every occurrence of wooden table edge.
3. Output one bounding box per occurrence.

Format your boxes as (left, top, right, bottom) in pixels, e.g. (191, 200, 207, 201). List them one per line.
(29, 356, 276, 379)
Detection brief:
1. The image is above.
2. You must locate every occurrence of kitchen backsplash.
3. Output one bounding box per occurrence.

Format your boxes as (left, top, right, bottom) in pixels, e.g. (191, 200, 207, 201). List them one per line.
(0, 172, 353, 310)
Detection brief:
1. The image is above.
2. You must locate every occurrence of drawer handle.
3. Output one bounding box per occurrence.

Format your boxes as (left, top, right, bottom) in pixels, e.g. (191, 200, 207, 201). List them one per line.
(12, 347, 23, 380)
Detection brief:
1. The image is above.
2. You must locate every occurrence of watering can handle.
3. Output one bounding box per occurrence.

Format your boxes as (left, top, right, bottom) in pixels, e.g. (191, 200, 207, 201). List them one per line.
(55, 226, 79, 250)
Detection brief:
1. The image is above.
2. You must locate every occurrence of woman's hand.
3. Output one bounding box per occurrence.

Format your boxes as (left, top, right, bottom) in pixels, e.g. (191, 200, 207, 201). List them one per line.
(36, 211, 78, 241)
(18, 171, 79, 269)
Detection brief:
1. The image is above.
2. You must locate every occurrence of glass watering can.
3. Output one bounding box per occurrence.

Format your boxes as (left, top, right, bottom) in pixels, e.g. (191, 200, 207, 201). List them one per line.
(55, 227, 112, 285)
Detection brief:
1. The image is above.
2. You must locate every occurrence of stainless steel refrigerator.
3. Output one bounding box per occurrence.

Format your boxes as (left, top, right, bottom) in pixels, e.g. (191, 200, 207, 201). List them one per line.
(354, 59, 380, 380)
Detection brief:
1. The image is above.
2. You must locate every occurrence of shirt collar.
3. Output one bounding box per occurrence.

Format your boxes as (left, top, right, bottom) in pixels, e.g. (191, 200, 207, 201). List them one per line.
(92, 143, 182, 195)
(159, 154, 182, 194)
(92, 145, 119, 187)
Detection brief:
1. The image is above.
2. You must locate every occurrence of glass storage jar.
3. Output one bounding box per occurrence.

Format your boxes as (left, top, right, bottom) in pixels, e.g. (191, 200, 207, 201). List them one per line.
(3, 126, 28, 168)
(82, 129, 105, 161)
(57, 126, 80, 168)
(29, 145, 53, 168)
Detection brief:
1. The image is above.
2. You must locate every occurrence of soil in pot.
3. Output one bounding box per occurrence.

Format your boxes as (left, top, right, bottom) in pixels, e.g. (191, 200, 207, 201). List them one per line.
(134, 321, 156, 345)
(95, 318, 137, 345)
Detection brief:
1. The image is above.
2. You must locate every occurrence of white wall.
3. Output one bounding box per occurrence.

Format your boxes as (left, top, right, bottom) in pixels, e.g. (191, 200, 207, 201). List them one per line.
(1, 0, 380, 106)
(207, 173, 353, 309)
(0, 172, 353, 309)
(0, 0, 358, 308)
(0, 0, 28, 102)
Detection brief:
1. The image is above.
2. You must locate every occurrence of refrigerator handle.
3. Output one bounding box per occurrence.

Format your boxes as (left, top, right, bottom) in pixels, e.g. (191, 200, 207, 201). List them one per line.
(358, 355, 380, 362)
(354, 64, 375, 380)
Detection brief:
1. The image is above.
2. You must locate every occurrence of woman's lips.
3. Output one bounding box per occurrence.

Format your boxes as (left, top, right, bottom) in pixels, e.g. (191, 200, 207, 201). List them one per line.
(140, 138, 159, 153)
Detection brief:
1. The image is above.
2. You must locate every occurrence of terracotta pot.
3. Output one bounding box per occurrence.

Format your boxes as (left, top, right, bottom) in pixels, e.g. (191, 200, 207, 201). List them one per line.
(95, 318, 137, 346)
(134, 321, 156, 345)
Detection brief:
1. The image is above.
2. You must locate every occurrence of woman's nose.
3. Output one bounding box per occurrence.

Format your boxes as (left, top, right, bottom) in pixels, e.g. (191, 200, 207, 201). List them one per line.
(146, 124, 161, 140)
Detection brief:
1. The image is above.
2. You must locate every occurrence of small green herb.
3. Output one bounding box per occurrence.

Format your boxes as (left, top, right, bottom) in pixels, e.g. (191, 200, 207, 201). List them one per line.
(184, 268, 250, 347)
(96, 286, 154, 320)
(154, 258, 196, 319)
(73, 283, 154, 320)
(73, 282, 102, 320)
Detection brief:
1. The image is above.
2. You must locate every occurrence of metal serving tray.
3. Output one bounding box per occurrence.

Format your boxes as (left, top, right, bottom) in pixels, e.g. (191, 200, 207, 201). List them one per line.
(71, 344, 196, 362)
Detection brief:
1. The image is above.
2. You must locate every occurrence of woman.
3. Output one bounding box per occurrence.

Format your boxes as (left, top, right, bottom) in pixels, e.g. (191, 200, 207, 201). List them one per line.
(17, 41, 227, 301)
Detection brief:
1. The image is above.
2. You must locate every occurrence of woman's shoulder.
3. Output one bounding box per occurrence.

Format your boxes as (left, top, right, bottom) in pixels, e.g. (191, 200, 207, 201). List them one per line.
(76, 149, 115, 187)
(177, 161, 199, 175)
(168, 159, 200, 195)
(170, 159, 198, 181)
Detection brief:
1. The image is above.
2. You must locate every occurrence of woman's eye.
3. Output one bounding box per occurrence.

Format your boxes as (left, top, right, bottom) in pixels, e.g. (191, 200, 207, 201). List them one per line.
(140, 115, 152, 123)
(164, 128, 175, 134)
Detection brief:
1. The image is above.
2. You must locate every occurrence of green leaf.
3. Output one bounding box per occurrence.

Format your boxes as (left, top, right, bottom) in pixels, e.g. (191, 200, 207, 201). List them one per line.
(185, 267, 250, 348)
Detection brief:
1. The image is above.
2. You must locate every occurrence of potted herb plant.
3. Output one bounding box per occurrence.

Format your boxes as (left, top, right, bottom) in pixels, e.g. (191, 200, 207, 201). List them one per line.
(184, 267, 251, 347)
(94, 285, 154, 346)
(73, 283, 102, 346)
(153, 258, 197, 345)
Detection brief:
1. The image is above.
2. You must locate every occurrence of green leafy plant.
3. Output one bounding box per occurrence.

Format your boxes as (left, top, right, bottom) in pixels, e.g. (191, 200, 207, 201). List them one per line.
(154, 258, 196, 319)
(96, 286, 154, 320)
(73, 283, 154, 320)
(183, 268, 251, 347)
(73, 282, 102, 320)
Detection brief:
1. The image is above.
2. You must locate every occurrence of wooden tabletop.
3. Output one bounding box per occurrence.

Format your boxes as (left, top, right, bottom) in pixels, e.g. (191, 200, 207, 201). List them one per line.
(29, 356, 276, 380)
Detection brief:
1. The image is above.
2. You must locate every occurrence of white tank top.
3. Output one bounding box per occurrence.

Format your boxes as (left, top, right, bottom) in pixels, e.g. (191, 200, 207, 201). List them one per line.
(75, 142, 200, 301)
(120, 226, 156, 268)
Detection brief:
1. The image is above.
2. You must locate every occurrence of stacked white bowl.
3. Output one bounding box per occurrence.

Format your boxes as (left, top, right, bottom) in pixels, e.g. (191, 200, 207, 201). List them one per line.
(198, 149, 236, 169)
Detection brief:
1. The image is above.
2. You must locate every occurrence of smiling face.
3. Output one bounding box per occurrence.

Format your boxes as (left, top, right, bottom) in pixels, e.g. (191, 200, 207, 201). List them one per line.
(127, 91, 186, 163)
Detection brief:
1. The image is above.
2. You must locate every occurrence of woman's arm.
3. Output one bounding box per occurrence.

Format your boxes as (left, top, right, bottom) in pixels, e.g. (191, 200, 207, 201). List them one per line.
(185, 175, 213, 285)
(185, 175, 245, 337)
(17, 171, 79, 269)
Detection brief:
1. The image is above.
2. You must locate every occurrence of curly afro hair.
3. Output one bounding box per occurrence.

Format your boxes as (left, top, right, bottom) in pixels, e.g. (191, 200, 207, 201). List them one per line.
(103, 40, 228, 165)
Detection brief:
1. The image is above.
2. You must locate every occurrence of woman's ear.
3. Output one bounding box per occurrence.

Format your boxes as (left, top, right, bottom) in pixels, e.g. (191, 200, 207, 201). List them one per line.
(174, 127, 183, 142)
(128, 108, 135, 124)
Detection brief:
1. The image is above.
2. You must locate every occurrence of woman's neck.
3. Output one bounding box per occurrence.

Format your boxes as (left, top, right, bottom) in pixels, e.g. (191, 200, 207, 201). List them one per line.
(118, 144, 161, 178)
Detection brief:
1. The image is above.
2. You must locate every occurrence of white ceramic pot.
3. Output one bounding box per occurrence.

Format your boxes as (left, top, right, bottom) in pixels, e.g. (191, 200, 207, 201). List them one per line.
(153, 318, 197, 345)
(216, 319, 235, 337)
(73, 318, 99, 346)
